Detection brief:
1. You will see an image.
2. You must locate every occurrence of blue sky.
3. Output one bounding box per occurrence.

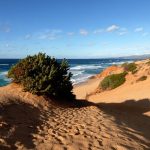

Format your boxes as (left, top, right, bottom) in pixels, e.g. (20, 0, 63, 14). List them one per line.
(0, 0, 150, 58)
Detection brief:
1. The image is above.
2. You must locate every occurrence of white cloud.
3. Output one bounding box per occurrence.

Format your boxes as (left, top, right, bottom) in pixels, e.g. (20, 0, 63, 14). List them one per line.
(93, 29, 103, 34)
(119, 30, 127, 35)
(134, 27, 143, 32)
(67, 32, 74, 36)
(37, 29, 62, 40)
(106, 25, 119, 32)
(79, 29, 88, 36)
(119, 32, 127, 36)
(25, 34, 32, 39)
(117, 28, 128, 36)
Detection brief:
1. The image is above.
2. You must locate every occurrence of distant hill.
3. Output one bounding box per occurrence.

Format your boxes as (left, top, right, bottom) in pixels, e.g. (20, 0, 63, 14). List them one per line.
(119, 54, 150, 60)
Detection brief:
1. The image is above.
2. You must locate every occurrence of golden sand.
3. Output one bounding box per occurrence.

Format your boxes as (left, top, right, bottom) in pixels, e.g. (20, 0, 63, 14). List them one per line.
(0, 59, 150, 149)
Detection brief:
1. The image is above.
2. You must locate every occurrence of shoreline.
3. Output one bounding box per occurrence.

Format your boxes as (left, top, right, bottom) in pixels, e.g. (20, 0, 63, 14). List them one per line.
(73, 76, 101, 99)
(73, 76, 97, 88)
(73, 59, 150, 107)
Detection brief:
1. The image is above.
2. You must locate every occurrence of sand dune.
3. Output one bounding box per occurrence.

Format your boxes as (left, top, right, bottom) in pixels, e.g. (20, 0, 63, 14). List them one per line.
(0, 59, 150, 149)
(74, 59, 150, 105)
(0, 83, 149, 149)
(89, 77, 150, 104)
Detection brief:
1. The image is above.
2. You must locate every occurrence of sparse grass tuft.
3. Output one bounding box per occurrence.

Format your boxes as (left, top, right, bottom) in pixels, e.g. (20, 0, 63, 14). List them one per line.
(122, 62, 137, 74)
(137, 76, 147, 82)
(146, 60, 150, 65)
(132, 69, 138, 74)
(100, 72, 127, 90)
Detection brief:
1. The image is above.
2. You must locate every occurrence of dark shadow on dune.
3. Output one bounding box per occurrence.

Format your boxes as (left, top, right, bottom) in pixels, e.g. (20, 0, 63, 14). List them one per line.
(96, 99, 150, 146)
(67, 99, 95, 108)
(62, 98, 150, 148)
(44, 96, 95, 108)
(0, 98, 42, 149)
(1, 94, 150, 149)
(74, 98, 150, 148)
(98, 98, 150, 113)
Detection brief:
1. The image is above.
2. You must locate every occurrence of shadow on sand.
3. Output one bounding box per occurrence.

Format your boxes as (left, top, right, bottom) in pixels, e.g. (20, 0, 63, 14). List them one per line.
(73, 98, 150, 148)
(0, 96, 150, 149)
(53, 96, 150, 147)
(0, 98, 43, 150)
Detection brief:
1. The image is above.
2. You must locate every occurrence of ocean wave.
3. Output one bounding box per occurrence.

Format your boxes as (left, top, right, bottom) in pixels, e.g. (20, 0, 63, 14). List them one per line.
(0, 70, 11, 86)
(3, 78, 11, 82)
(71, 70, 84, 77)
(71, 74, 92, 85)
(108, 60, 133, 65)
(70, 65, 103, 70)
(0, 71, 8, 76)
(0, 64, 9, 66)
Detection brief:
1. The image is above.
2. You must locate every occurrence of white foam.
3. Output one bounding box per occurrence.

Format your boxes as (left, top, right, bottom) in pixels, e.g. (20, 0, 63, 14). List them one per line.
(71, 74, 92, 85)
(108, 60, 133, 65)
(70, 65, 103, 70)
(3, 78, 11, 82)
(71, 70, 84, 77)
(0, 64, 9, 66)
(0, 71, 11, 85)
(0, 71, 8, 76)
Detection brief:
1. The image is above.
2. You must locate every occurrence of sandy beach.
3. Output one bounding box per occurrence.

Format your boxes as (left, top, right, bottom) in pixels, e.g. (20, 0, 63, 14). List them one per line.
(73, 77, 101, 99)
(0, 59, 150, 149)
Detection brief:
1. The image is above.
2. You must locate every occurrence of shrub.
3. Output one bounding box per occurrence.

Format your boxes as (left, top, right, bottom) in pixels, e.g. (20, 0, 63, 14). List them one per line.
(132, 69, 138, 74)
(122, 62, 137, 74)
(8, 53, 75, 100)
(146, 60, 150, 65)
(137, 76, 147, 82)
(100, 72, 127, 90)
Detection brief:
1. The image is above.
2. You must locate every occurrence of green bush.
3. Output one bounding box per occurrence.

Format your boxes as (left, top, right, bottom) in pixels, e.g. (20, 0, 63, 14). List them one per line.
(122, 62, 137, 74)
(8, 53, 75, 100)
(137, 76, 147, 82)
(132, 69, 138, 74)
(146, 60, 150, 65)
(100, 72, 127, 90)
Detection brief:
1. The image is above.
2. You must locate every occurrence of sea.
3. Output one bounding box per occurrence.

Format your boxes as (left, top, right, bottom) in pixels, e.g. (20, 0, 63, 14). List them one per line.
(0, 58, 134, 87)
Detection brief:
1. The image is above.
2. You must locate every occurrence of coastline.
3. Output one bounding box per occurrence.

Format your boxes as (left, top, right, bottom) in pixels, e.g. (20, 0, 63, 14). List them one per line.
(73, 76, 97, 88)
(0, 58, 134, 87)
(73, 59, 150, 108)
(73, 76, 101, 99)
